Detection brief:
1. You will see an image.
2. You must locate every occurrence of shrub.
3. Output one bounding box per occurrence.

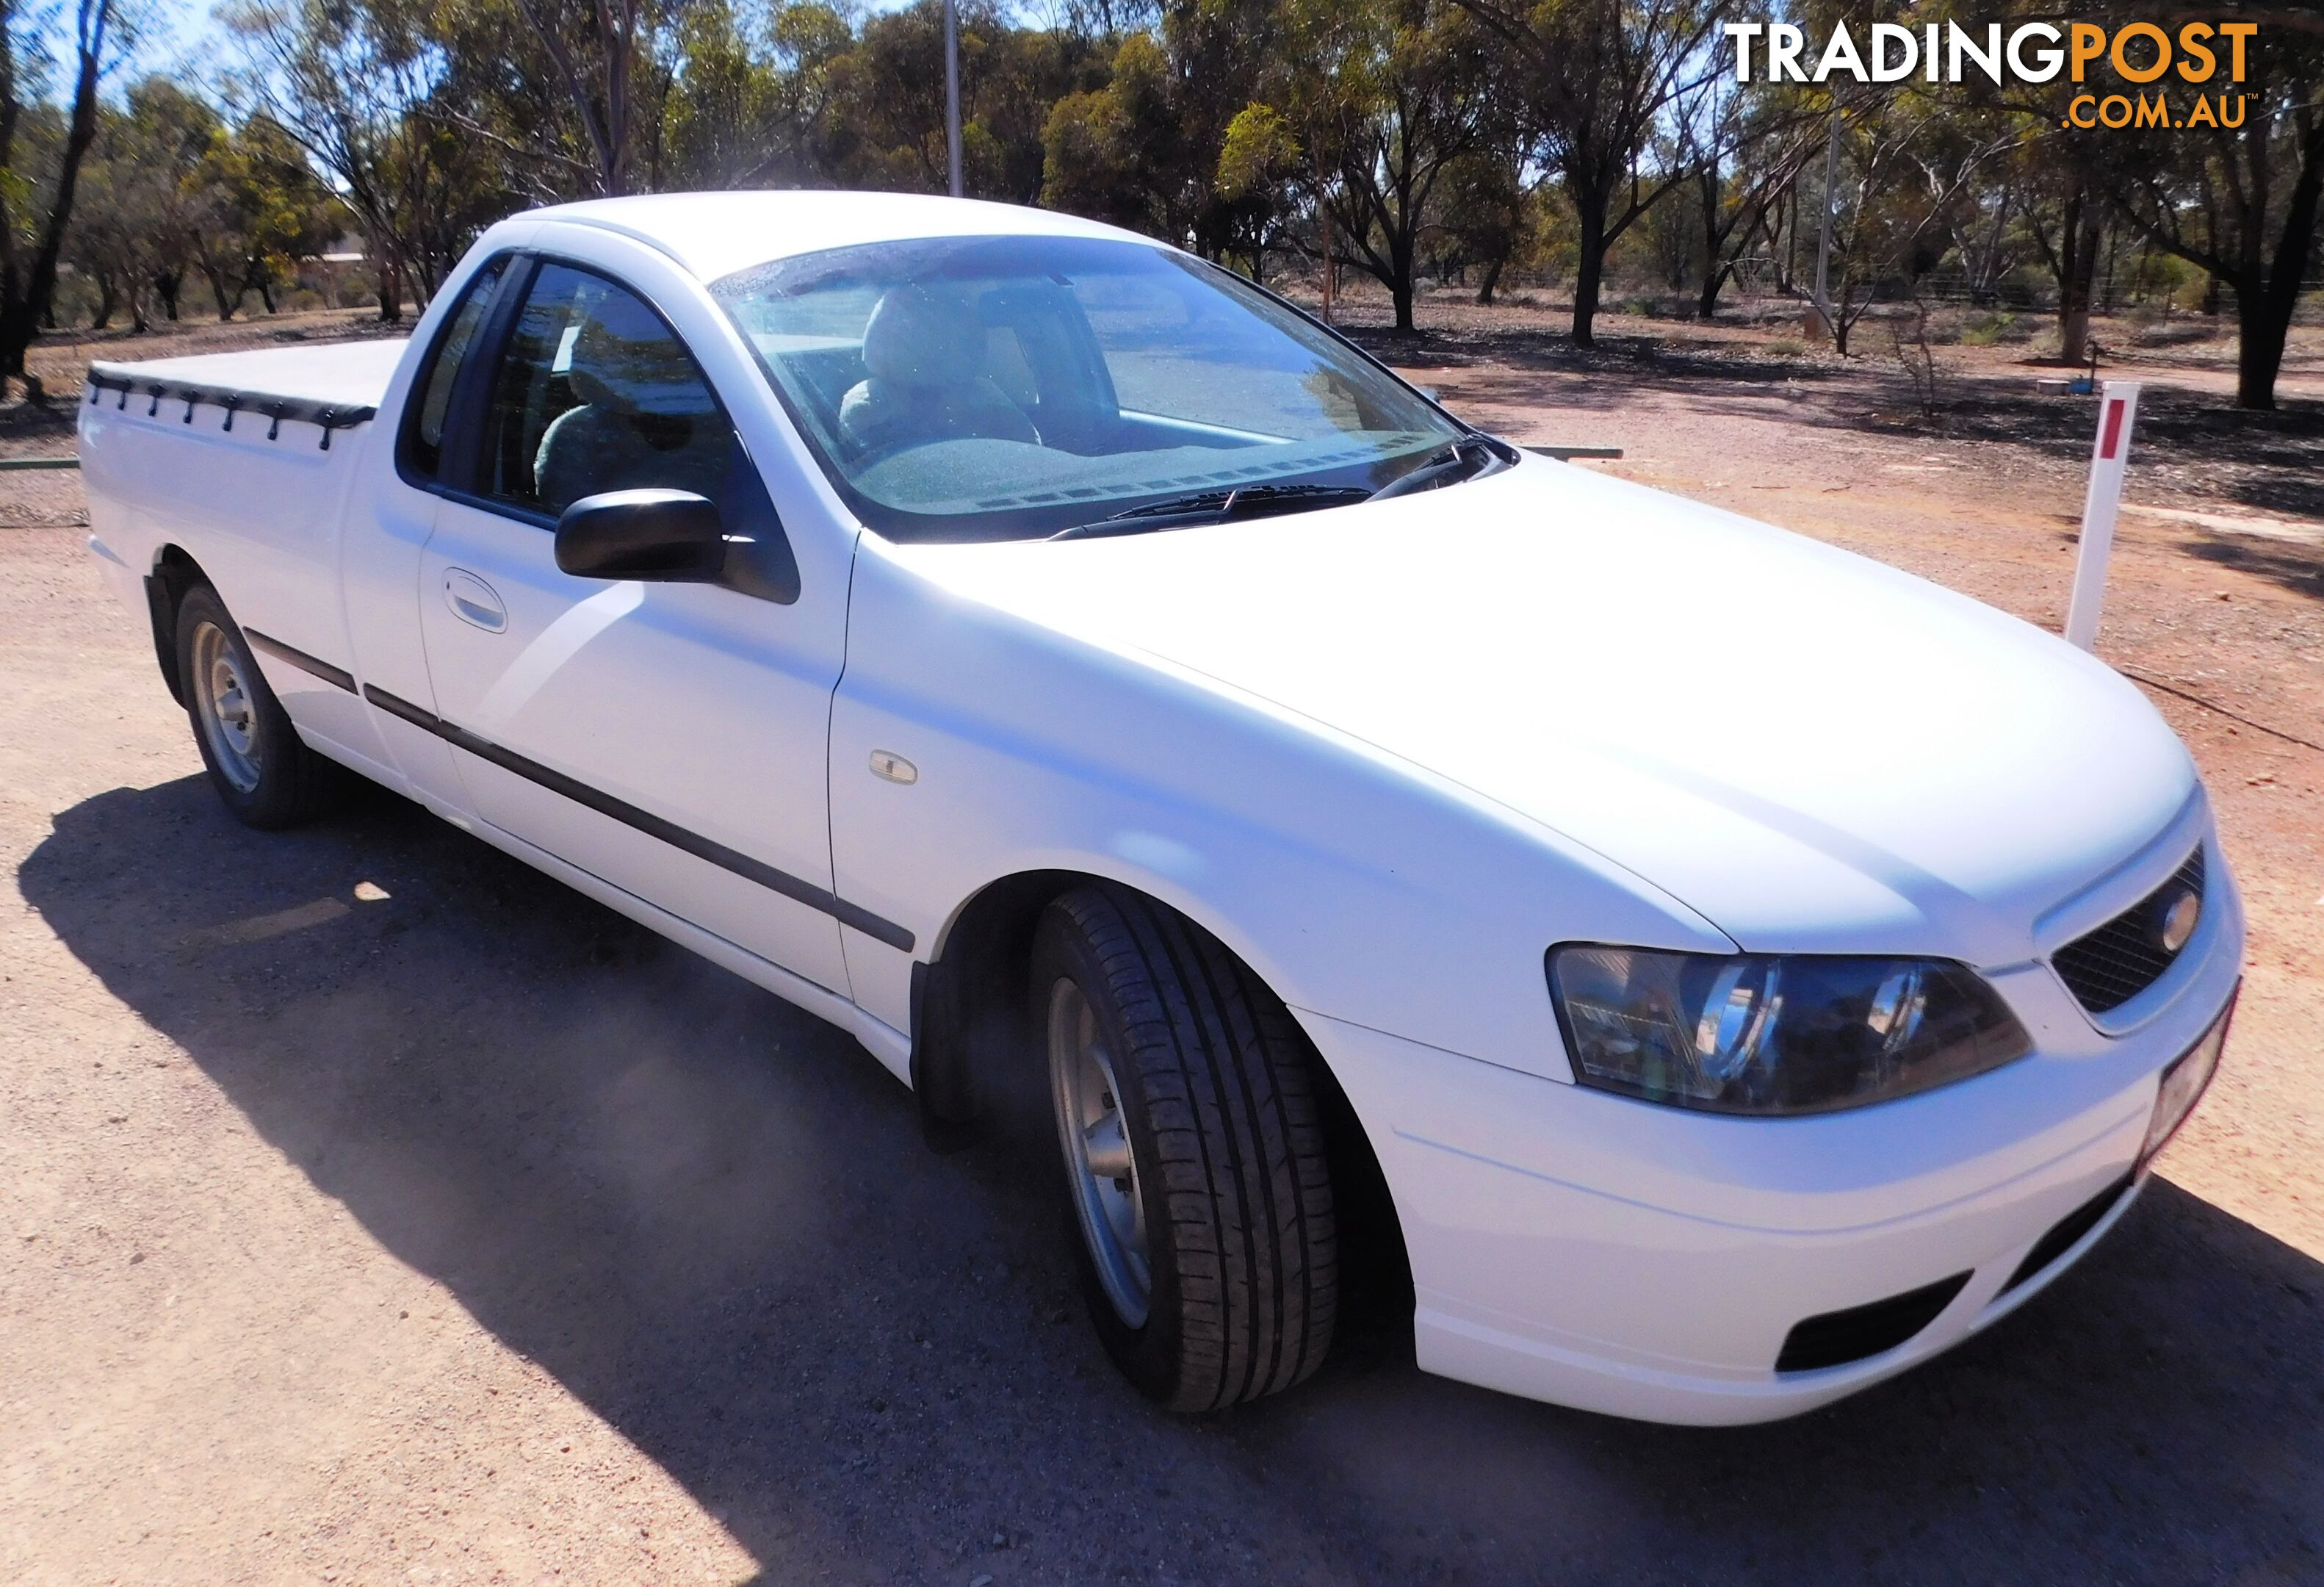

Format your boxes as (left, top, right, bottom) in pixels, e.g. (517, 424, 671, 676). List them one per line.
(1959, 310, 2018, 348)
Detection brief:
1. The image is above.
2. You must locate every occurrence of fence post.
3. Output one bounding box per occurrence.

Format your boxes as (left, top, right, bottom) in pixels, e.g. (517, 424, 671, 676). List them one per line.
(2064, 380, 2140, 652)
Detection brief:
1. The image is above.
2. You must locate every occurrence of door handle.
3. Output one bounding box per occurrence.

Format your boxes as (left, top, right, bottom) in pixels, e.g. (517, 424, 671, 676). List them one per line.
(444, 569, 508, 633)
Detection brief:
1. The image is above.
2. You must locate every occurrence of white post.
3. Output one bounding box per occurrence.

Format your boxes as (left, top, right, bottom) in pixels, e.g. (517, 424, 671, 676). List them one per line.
(1811, 109, 1839, 331)
(944, 0, 963, 198)
(2065, 380, 2140, 652)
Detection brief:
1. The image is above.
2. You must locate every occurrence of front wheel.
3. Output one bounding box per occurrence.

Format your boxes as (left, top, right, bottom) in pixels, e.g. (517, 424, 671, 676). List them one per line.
(176, 585, 350, 829)
(1031, 885, 1338, 1411)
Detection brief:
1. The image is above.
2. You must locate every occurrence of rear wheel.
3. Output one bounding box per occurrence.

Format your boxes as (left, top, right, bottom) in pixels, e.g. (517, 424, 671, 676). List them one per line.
(176, 585, 350, 829)
(1031, 884, 1338, 1411)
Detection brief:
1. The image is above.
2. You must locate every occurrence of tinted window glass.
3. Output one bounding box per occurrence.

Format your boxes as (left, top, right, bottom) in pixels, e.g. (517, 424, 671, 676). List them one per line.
(710, 235, 1461, 542)
(403, 257, 505, 479)
(480, 262, 731, 518)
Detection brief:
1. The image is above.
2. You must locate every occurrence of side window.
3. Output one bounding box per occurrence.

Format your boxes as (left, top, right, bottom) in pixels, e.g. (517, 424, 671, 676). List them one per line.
(478, 262, 732, 519)
(401, 258, 505, 481)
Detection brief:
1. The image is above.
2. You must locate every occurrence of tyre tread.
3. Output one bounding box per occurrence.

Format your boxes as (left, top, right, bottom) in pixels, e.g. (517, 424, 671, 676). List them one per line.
(1046, 885, 1337, 1411)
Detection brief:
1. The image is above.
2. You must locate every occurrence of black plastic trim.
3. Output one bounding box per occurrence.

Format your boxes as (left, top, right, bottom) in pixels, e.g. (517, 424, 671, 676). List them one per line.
(909, 958, 979, 1153)
(360, 683, 440, 732)
(359, 684, 912, 951)
(2000, 1176, 2134, 1295)
(396, 251, 524, 494)
(1775, 1272, 1971, 1373)
(244, 628, 356, 693)
(143, 574, 183, 705)
(87, 366, 374, 447)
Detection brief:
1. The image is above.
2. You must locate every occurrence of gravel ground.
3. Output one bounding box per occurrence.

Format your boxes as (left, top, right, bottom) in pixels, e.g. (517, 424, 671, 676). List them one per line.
(2, 299, 2320, 1586)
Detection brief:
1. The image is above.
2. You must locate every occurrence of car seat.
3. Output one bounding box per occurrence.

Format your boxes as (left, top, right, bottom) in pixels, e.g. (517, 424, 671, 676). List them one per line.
(837, 284, 1041, 461)
(534, 292, 725, 515)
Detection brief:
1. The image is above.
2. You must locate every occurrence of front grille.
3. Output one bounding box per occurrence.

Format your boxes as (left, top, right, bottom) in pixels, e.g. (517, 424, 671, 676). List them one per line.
(1775, 1273, 1971, 1373)
(2051, 849, 2206, 1015)
(2000, 1175, 2134, 1295)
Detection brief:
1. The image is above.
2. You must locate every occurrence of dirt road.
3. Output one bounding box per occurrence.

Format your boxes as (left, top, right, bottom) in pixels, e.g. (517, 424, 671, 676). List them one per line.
(4, 305, 2321, 1585)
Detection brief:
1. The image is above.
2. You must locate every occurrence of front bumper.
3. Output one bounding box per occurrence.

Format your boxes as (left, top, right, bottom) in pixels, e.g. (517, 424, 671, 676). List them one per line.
(1299, 848, 2244, 1425)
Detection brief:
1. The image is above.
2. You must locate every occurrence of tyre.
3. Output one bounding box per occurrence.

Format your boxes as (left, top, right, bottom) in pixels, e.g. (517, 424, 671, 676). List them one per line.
(1031, 884, 1338, 1411)
(176, 584, 350, 829)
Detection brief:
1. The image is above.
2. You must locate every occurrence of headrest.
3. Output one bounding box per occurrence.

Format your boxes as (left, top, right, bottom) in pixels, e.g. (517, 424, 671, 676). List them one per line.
(567, 292, 704, 416)
(860, 285, 988, 389)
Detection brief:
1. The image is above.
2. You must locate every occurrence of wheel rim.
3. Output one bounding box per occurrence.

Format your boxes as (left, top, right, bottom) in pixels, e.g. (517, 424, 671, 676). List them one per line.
(190, 621, 261, 794)
(1048, 976, 1150, 1327)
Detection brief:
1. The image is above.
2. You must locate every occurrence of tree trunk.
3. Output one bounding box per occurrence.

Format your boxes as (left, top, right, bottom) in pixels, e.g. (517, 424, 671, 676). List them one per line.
(2057, 198, 2101, 366)
(2235, 287, 2288, 410)
(1313, 153, 1335, 325)
(1697, 262, 1731, 321)
(1475, 253, 1504, 306)
(1570, 190, 1607, 346)
(204, 264, 239, 321)
(1390, 220, 1417, 332)
(0, 0, 110, 399)
(2235, 123, 2323, 410)
(377, 254, 403, 325)
(91, 273, 116, 330)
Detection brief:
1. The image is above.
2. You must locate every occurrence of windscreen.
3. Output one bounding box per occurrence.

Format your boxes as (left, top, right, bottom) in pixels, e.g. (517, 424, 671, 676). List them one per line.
(710, 234, 1464, 542)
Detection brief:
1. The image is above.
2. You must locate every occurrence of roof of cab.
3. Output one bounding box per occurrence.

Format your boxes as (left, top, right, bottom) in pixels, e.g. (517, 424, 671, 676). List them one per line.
(524, 190, 1149, 284)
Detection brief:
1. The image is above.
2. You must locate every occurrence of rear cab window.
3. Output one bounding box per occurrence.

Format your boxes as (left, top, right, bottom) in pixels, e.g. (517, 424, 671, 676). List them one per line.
(399, 258, 508, 482)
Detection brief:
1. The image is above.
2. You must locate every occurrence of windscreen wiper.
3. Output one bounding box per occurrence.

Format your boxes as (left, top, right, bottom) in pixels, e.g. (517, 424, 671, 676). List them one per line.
(1368, 435, 1509, 501)
(1049, 482, 1372, 541)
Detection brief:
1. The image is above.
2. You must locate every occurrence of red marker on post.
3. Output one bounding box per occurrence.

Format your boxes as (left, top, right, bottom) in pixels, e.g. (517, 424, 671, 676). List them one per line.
(2065, 381, 2140, 651)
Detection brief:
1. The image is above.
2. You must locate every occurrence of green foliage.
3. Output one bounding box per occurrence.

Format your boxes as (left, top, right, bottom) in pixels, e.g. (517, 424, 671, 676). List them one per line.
(1957, 310, 2016, 347)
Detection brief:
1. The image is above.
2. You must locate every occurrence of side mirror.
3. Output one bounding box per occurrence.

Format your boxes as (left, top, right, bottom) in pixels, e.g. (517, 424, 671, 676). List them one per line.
(554, 489, 726, 582)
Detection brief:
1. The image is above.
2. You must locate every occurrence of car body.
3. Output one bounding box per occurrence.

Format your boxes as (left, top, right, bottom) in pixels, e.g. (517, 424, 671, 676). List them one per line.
(78, 191, 2241, 1424)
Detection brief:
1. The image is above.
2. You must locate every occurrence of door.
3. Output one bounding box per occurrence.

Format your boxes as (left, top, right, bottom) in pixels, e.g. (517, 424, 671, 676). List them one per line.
(412, 256, 854, 995)
(343, 250, 517, 810)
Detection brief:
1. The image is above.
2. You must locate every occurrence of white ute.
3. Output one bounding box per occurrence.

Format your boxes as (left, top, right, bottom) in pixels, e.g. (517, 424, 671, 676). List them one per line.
(79, 192, 2242, 1424)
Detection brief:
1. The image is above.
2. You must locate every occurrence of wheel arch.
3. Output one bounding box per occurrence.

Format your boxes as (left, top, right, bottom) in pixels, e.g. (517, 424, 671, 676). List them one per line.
(910, 864, 1410, 1308)
(143, 544, 214, 706)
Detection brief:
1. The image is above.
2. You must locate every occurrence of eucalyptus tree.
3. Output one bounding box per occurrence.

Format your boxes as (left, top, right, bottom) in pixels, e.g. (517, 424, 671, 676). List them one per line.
(1045, 0, 1277, 256)
(2005, 133, 2108, 364)
(2096, 7, 2323, 409)
(194, 112, 340, 315)
(1, 0, 118, 395)
(1047, 32, 1196, 235)
(1450, 0, 1731, 343)
(1681, 68, 1819, 319)
(1230, 0, 1501, 331)
(1815, 91, 2018, 355)
(504, 0, 649, 196)
(826, 0, 1053, 197)
(224, 0, 499, 313)
(1433, 137, 1531, 302)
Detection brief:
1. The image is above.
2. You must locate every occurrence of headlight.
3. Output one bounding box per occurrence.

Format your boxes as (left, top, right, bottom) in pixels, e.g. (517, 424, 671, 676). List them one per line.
(1547, 946, 2032, 1115)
